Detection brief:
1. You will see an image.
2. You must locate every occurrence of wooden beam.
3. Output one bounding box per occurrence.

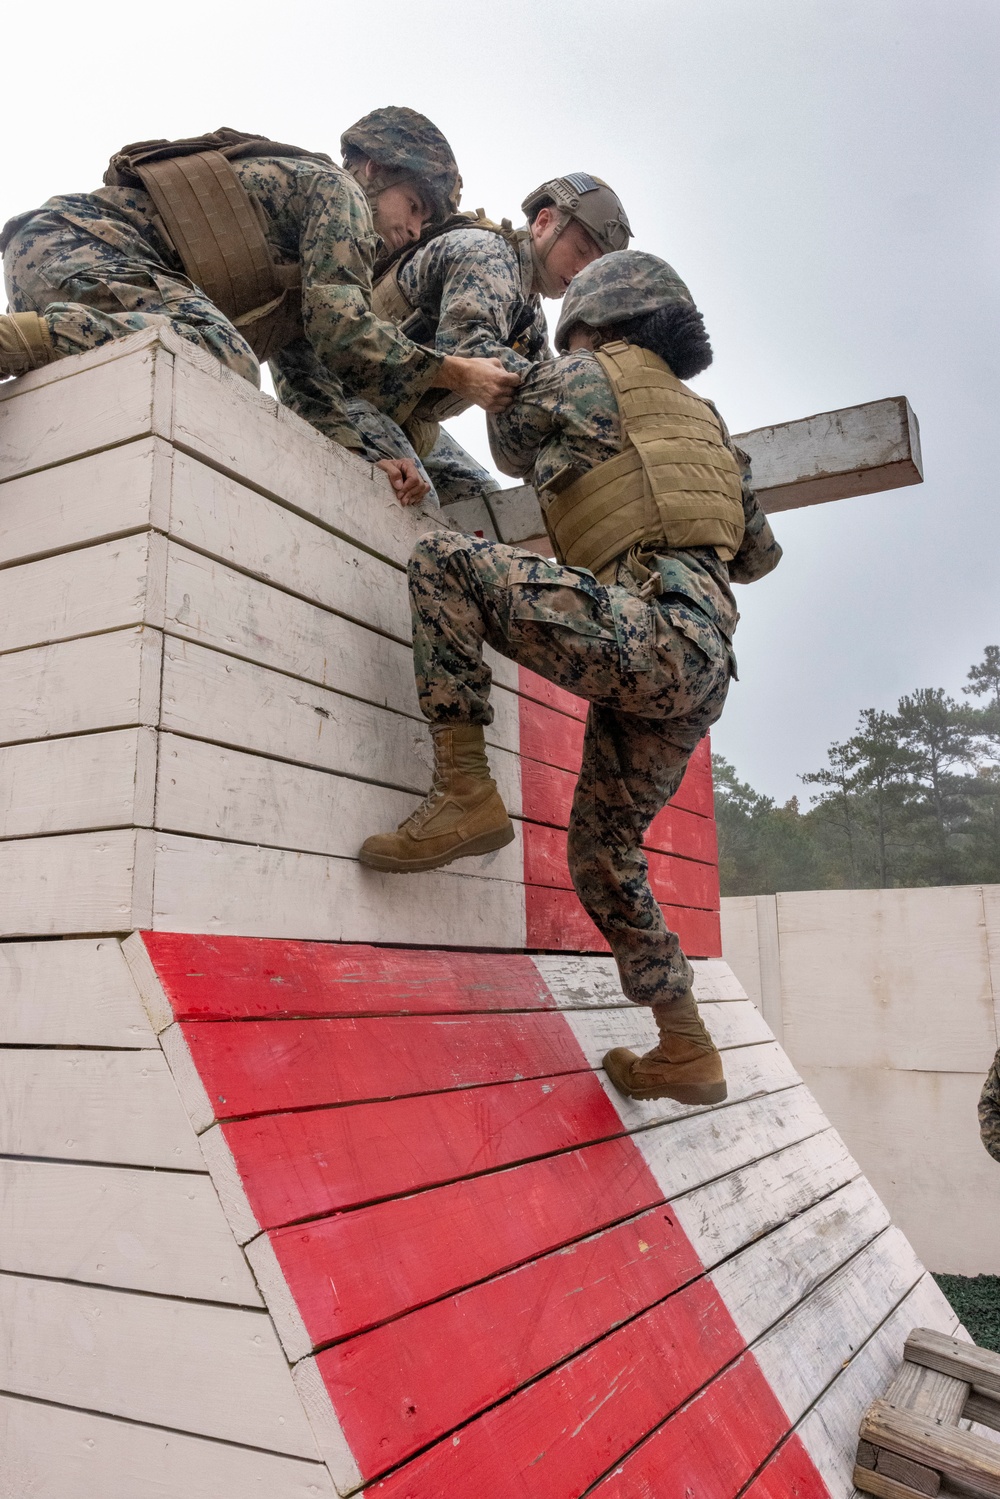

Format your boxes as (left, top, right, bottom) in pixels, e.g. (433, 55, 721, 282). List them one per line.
(860, 1398, 1000, 1496)
(905, 1327, 1000, 1401)
(482, 395, 923, 548)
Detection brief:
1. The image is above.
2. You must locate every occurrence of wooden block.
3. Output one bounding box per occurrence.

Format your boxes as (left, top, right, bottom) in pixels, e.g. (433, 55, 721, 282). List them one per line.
(439, 494, 498, 539)
(740, 395, 922, 513)
(0, 1394, 339, 1499)
(854, 1463, 937, 1499)
(875, 1447, 941, 1496)
(0, 726, 156, 837)
(858, 1439, 879, 1468)
(906, 1327, 1000, 1400)
(0, 628, 162, 746)
(966, 1392, 1000, 1434)
(486, 483, 547, 549)
(0, 828, 154, 938)
(0, 1158, 261, 1304)
(0, 531, 165, 655)
(0, 1273, 321, 1460)
(885, 1360, 970, 1425)
(861, 1398, 1000, 1494)
(0, 937, 154, 1047)
(0, 435, 165, 567)
(0, 1047, 203, 1169)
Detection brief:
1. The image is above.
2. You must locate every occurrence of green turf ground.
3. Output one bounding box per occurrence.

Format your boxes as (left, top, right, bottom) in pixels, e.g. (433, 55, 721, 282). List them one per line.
(934, 1274, 1000, 1353)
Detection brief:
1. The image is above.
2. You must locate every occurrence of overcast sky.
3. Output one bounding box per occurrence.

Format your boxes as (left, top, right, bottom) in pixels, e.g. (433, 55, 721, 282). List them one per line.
(5, 0, 997, 801)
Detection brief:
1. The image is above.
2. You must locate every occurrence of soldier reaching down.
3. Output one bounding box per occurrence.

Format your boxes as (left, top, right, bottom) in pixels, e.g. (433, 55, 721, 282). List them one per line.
(359, 251, 782, 1108)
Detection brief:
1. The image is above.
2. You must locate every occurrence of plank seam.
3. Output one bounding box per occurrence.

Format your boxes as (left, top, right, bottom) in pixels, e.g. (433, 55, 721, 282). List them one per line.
(0, 1265, 272, 1314)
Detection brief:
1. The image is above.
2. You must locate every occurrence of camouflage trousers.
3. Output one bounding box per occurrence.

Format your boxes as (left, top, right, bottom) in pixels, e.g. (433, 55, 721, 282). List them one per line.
(981, 1049, 1000, 1163)
(345, 399, 499, 507)
(409, 531, 733, 1007)
(4, 209, 260, 385)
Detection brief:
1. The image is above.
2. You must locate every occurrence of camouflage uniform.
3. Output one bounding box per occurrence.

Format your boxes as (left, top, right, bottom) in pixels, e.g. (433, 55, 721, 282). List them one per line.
(981, 1049, 1000, 1163)
(353, 224, 551, 504)
(2, 156, 442, 453)
(408, 336, 780, 1007)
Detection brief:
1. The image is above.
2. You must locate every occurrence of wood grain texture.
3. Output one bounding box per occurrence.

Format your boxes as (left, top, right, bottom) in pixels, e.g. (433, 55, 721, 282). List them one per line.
(0, 1394, 339, 1499)
(0, 1158, 260, 1304)
(533, 953, 746, 1008)
(0, 1047, 203, 1168)
(861, 1400, 1000, 1495)
(0, 727, 156, 837)
(0, 937, 154, 1046)
(0, 828, 154, 938)
(905, 1328, 1000, 1399)
(0, 627, 162, 746)
(147, 832, 527, 949)
(885, 1361, 969, 1425)
(0, 531, 166, 655)
(740, 1435, 833, 1499)
(0, 1272, 321, 1460)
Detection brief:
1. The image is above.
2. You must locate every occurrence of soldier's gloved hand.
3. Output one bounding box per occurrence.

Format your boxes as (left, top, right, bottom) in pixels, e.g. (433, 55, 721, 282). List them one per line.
(375, 457, 430, 506)
(440, 355, 520, 413)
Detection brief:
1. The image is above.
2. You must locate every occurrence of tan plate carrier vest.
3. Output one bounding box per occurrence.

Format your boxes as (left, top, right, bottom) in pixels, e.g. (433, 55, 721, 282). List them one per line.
(543, 341, 746, 579)
(106, 132, 319, 363)
(371, 212, 527, 453)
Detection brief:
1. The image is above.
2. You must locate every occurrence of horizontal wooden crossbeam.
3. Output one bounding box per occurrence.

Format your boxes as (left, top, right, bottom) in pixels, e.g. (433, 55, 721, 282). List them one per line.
(481, 395, 923, 549)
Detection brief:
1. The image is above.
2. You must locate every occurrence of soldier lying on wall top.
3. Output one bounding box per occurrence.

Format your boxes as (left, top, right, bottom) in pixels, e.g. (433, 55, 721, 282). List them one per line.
(360, 250, 782, 1109)
(0, 109, 518, 505)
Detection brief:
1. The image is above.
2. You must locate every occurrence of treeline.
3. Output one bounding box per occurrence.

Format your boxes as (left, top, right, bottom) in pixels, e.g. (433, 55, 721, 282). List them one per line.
(713, 646, 1000, 895)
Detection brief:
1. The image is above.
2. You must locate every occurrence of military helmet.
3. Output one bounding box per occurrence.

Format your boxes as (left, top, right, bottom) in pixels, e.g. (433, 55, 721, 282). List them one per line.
(554, 250, 693, 351)
(521, 173, 632, 256)
(341, 106, 461, 220)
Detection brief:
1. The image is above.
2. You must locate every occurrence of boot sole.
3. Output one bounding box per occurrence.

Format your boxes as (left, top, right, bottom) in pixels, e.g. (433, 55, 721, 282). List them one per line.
(612, 1079, 728, 1105)
(358, 822, 515, 873)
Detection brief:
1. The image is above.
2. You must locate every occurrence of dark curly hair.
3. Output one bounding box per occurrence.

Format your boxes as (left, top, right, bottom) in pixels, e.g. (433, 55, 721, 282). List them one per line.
(603, 300, 713, 380)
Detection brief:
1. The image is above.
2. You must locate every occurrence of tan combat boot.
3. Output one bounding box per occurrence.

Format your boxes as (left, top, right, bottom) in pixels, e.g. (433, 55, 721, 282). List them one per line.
(603, 989, 727, 1105)
(359, 723, 514, 873)
(0, 313, 55, 378)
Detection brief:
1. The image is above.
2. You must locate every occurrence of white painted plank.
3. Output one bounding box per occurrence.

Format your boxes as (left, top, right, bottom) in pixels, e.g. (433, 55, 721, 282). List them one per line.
(0, 628, 162, 746)
(0, 1048, 203, 1169)
(0, 436, 165, 567)
(439, 494, 498, 540)
(984, 884, 1000, 1044)
(0, 1394, 338, 1499)
(200, 1123, 262, 1244)
(753, 1226, 925, 1425)
(718, 896, 762, 1009)
(154, 731, 523, 882)
(776, 886, 996, 1072)
(565, 998, 773, 1068)
(533, 954, 747, 1008)
(0, 1158, 260, 1305)
(168, 449, 412, 642)
(159, 636, 522, 801)
(710, 1174, 891, 1345)
(673, 1127, 858, 1269)
(796, 1273, 959, 1498)
(0, 342, 163, 482)
(800, 1062, 1000, 1277)
(0, 828, 154, 938)
(292, 1357, 364, 1496)
(0, 1273, 320, 1459)
(149, 832, 527, 948)
(120, 930, 175, 1034)
(0, 727, 156, 837)
(0, 937, 154, 1047)
(0, 531, 166, 655)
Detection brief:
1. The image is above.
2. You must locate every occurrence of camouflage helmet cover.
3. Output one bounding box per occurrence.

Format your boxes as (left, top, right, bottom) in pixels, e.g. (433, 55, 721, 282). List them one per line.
(554, 250, 694, 351)
(521, 172, 632, 256)
(341, 106, 461, 219)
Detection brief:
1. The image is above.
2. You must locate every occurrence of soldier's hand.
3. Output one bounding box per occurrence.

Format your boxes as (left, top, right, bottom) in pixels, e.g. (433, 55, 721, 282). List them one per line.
(440, 355, 520, 413)
(375, 457, 429, 506)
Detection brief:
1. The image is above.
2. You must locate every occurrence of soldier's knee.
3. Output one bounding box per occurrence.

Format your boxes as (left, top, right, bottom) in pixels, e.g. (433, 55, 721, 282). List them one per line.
(408, 528, 472, 576)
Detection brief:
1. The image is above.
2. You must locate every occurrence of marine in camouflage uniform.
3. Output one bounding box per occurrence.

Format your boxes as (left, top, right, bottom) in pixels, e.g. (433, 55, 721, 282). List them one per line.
(0, 112, 467, 460)
(352, 175, 631, 507)
(361, 253, 781, 1105)
(981, 1049, 1000, 1163)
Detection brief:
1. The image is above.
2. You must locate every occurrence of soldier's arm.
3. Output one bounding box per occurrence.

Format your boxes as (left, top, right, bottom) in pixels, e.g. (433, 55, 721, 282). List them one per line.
(425, 232, 535, 373)
(487, 358, 567, 477)
(298, 170, 444, 424)
(727, 444, 783, 583)
(980, 1050, 1000, 1163)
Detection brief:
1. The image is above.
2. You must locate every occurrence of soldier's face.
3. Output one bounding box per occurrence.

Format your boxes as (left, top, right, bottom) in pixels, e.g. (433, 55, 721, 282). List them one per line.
(531, 209, 603, 298)
(373, 183, 432, 251)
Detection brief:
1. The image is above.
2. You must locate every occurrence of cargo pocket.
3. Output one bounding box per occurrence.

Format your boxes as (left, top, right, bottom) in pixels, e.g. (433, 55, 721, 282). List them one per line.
(506, 554, 613, 640)
(663, 601, 735, 678)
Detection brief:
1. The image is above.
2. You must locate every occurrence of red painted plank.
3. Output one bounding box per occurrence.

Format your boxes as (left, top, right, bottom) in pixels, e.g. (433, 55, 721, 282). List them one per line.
(319, 1205, 703, 1479)
(517, 665, 588, 722)
(520, 762, 718, 862)
(520, 755, 577, 826)
(673, 735, 715, 818)
(522, 822, 720, 910)
(223, 1069, 624, 1229)
(268, 1134, 665, 1344)
(739, 1435, 831, 1498)
(587, 1355, 793, 1499)
(141, 935, 555, 1020)
(518, 695, 586, 773)
(370, 1277, 744, 1499)
(182, 1011, 591, 1118)
(645, 802, 718, 863)
(525, 886, 723, 959)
